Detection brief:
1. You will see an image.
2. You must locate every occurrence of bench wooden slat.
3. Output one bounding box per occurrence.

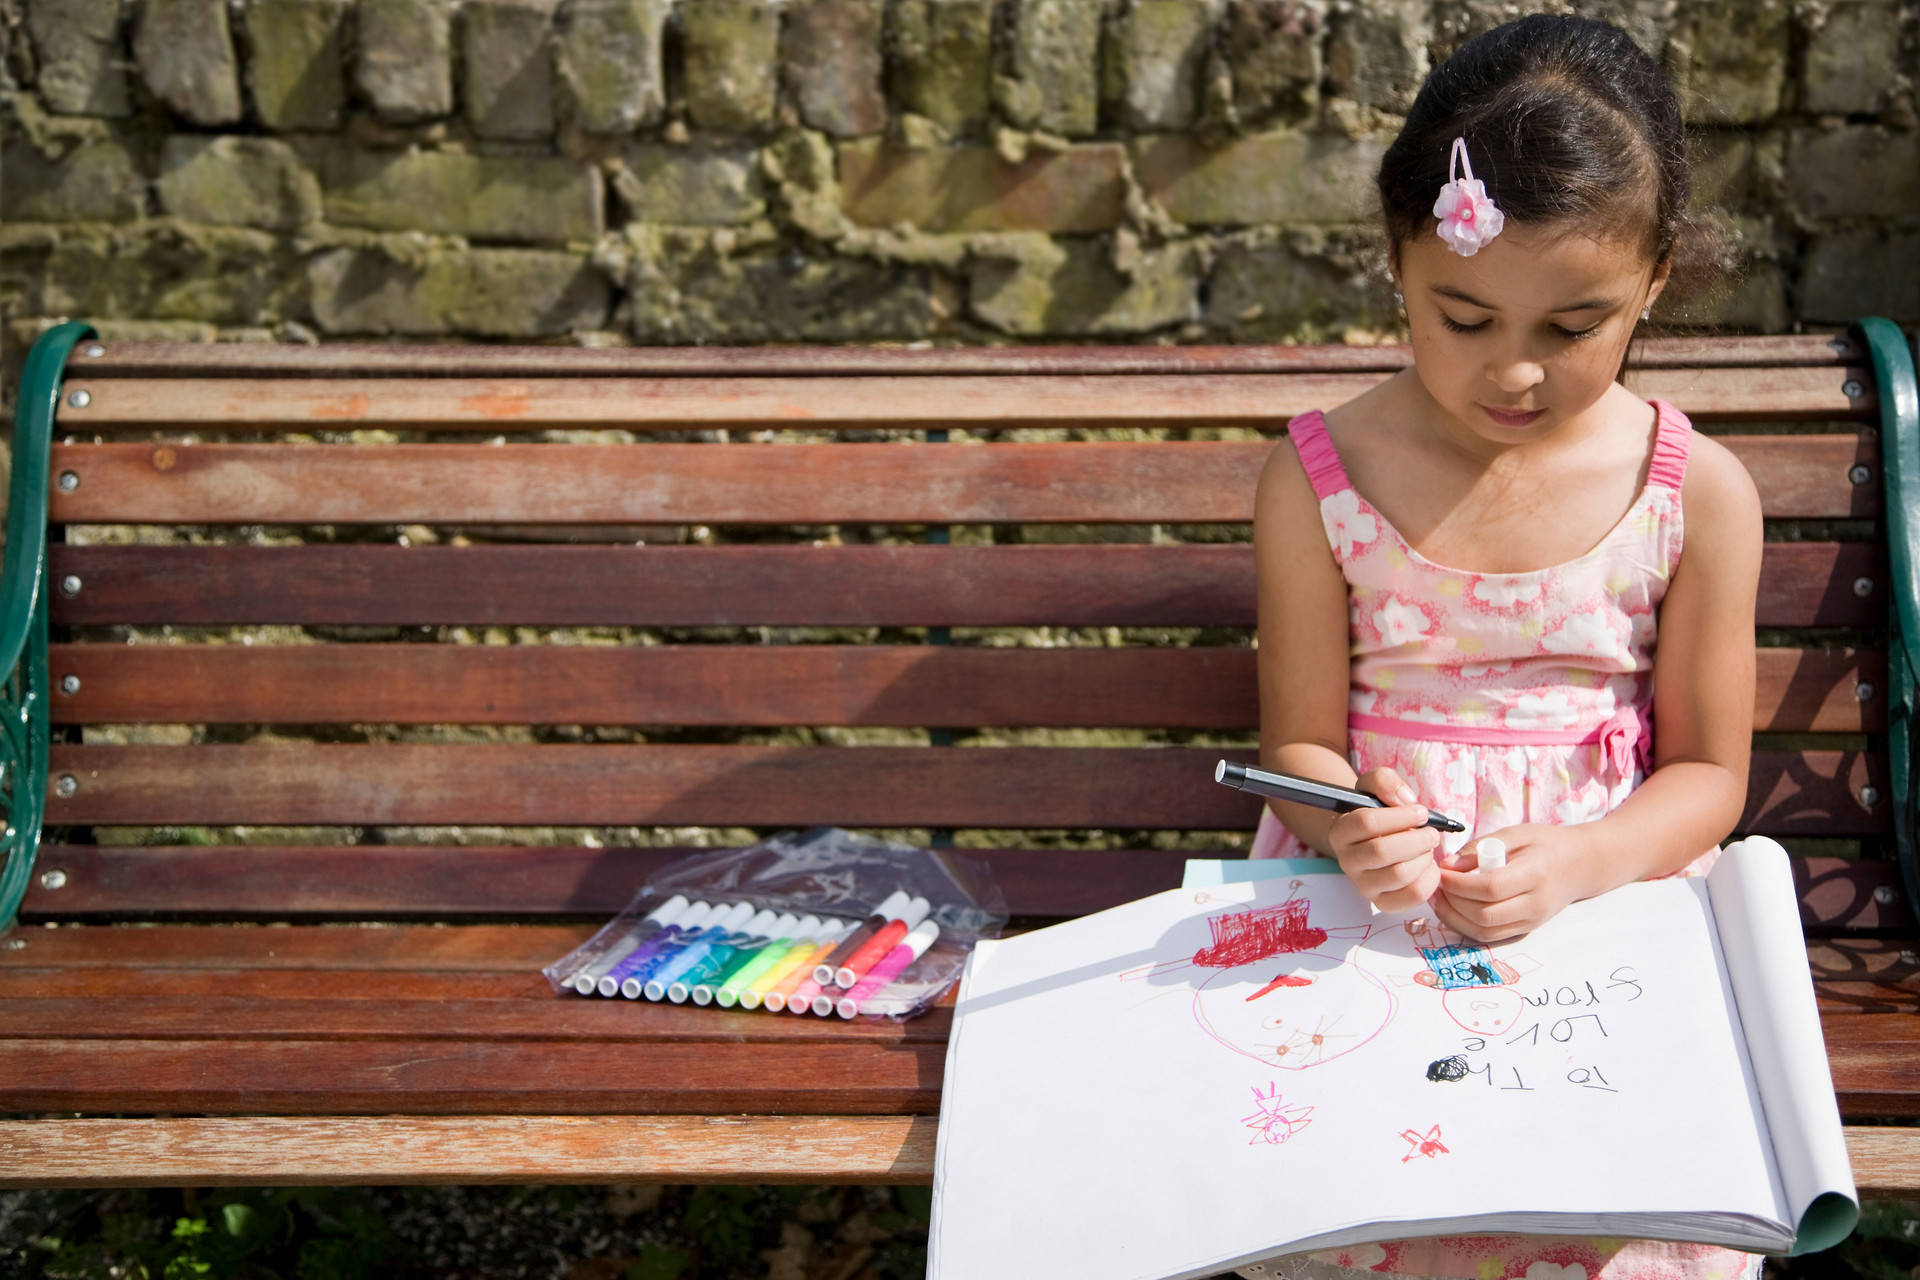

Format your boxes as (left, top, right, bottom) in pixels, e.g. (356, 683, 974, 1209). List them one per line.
(0, 922, 593, 968)
(64, 334, 1862, 379)
(47, 434, 1878, 524)
(47, 645, 1883, 734)
(22, 845, 1912, 933)
(0, 996, 955, 1043)
(0, 1039, 947, 1115)
(47, 543, 1883, 628)
(53, 365, 1875, 432)
(0, 968, 565, 999)
(4, 1020, 1911, 1118)
(43, 744, 1882, 832)
(1, 1115, 1912, 1190)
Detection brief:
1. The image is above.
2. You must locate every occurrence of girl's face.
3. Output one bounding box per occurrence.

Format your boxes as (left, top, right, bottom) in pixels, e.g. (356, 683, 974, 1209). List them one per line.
(1391, 220, 1669, 451)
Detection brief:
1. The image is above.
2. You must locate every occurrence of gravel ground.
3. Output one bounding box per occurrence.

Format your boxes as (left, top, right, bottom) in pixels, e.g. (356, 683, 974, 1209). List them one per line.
(4, 1184, 1915, 1279)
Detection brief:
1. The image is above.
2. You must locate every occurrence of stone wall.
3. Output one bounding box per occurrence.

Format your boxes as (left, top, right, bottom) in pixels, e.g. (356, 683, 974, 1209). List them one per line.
(1, 0, 1915, 353)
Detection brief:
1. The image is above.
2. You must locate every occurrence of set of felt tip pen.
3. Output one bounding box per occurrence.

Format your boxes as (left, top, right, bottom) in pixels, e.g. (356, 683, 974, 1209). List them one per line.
(555, 889, 941, 1019)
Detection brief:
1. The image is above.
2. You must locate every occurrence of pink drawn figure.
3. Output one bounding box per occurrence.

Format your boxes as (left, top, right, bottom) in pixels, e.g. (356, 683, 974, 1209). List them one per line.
(1403, 917, 1534, 1036)
(1177, 883, 1397, 1071)
(1242, 1082, 1315, 1146)
(1400, 1124, 1449, 1162)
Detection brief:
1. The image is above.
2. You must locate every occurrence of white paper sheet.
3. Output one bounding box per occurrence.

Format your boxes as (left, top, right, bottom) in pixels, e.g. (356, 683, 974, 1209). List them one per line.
(1706, 839, 1861, 1254)
(931, 866, 1801, 1280)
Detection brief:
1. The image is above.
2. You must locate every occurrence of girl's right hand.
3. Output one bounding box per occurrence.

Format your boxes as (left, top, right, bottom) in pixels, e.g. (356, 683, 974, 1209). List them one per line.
(1326, 766, 1444, 911)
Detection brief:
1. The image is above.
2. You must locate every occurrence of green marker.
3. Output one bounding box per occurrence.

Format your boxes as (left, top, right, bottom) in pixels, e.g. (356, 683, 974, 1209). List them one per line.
(715, 916, 828, 1008)
(687, 911, 799, 1006)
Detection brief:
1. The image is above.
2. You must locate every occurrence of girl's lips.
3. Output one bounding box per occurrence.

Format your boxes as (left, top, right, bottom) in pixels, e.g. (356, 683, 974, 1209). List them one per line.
(1481, 404, 1545, 426)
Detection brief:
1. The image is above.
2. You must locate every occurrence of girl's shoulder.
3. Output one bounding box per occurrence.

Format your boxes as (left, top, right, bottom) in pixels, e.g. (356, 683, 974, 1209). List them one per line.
(1676, 426, 1762, 534)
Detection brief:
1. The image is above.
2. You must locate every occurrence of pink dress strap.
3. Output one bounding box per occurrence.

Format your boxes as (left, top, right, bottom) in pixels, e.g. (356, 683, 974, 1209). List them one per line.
(1284, 410, 1352, 502)
(1646, 397, 1692, 492)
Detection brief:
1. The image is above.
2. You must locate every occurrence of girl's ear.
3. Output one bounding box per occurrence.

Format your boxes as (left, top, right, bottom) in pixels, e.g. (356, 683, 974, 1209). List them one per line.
(1644, 255, 1673, 311)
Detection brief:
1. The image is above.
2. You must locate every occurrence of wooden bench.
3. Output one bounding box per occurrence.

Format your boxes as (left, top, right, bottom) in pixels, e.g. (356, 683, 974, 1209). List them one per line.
(2, 319, 1918, 1197)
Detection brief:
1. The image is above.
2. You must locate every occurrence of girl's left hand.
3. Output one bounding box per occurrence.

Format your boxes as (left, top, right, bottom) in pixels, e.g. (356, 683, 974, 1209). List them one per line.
(1430, 824, 1596, 943)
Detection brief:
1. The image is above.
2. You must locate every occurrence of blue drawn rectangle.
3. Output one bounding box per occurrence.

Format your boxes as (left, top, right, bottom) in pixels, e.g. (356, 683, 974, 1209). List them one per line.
(1418, 943, 1503, 990)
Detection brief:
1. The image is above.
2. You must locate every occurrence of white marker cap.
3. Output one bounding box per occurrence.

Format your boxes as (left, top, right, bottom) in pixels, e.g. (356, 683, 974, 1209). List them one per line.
(714, 902, 759, 931)
(644, 894, 692, 925)
(898, 897, 933, 931)
(865, 889, 913, 922)
(1475, 837, 1507, 871)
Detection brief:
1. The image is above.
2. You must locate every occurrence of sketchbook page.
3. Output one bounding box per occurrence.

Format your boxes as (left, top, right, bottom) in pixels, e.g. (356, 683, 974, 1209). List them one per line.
(929, 940, 990, 1276)
(1705, 839, 1861, 1254)
(929, 874, 1791, 1280)
(1182, 858, 1343, 888)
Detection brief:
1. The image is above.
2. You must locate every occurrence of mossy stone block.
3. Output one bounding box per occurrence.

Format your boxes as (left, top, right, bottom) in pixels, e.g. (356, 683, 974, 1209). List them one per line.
(838, 140, 1126, 233)
(627, 235, 932, 342)
(1132, 131, 1386, 226)
(321, 147, 603, 242)
(2, 138, 146, 221)
(133, 0, 243, 124)
(681, 0, 780, 133)
(969, 237, 1201, 336)
(1107, 0, 1213, 131)
(1803, 0, 1903, 116)
(1226, 0, 1322, 126)
(244, 0, 350, 130)
(27, 0, 132, 117)
(889, 0, 994, 137)
(355, 0, 455, 122)
(309, 247, 614, 336)
(1786, 127, 1920, 220)
(784, 0, 886, 138)
(1676, 0, 1787, 123)
(618, 144, 765, 224)
(158, 136, 321, 230)
(462, 0, 558, 140)
(997, 0, 1103, 136)
(557, 0, 668, 133)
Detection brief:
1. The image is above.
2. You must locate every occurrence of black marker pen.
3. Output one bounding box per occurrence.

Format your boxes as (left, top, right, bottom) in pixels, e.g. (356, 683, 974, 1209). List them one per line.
(1214, 760, 1466, 833)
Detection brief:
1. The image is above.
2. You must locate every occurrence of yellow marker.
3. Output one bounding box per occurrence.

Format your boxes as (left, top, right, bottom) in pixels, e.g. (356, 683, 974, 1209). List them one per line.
(749, 922, 850, 1011)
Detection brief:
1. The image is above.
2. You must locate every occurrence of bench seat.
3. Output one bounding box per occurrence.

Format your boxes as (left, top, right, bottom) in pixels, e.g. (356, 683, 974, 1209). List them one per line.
(2, 323, 1918, 1193)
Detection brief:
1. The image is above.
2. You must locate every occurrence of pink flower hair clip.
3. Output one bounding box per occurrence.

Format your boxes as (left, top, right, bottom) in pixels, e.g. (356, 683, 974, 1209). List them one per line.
(1432, 137, 1504, 257)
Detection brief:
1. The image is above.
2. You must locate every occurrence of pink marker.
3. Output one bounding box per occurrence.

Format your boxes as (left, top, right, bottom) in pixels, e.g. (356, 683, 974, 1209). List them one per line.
(835, 920, 940, 1019)
(785, 976, 828, 1015)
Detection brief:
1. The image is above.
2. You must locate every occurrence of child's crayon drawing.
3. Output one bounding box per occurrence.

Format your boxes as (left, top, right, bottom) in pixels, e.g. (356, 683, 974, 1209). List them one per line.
(1399, 1124, 1449, 1162)
(1241, 1082, 1316, 1146)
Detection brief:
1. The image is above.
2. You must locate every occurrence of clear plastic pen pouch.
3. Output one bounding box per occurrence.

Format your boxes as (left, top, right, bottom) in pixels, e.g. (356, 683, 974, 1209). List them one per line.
(543, 827, 1007, 1020)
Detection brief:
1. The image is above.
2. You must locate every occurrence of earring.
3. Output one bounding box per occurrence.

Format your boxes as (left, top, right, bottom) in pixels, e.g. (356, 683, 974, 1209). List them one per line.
(1394, 290, 1405, 305)
(1641, 307, 1651, 320)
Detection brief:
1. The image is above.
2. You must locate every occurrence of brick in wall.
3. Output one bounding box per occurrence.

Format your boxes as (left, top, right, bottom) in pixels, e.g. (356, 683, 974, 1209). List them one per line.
(463, 0, 558, 140)
(133, 0, 242, 125)
(557, 0, 669, 134)
(355, 0, 455, 123)
(1226, 0, 1323, 126)
(838, 140, 1128, 233)
(2, 137, 146, 221)
(1675, 0, 1787, 123)
(1106, 0, 1214, 132)
(158, 136, 322, 231)
(1800, 228, 1920, 325)
(680, 0, 781, 133)
(26, 0, 131, 117)
(1133, 131, 1386, 226)
(890, 0, 995, 137)
(309, 247, 614, 336)
(1324, 0, 1424, 113)
(1786, 126, 1920, 220)
(244, 0, 350, 131)
(320, 147, 604, 242)
(616, 144, 766, 224)
(997, 0, 1104, 137)
(785, 0, 887, 138)
(969, 238, 1202, 336)
(1802, 1, 1905, 116)
(626, 237, 934, 343)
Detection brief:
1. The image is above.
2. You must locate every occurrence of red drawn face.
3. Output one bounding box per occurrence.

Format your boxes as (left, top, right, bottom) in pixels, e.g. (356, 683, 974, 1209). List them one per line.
(1440, 984, 1526, 1035)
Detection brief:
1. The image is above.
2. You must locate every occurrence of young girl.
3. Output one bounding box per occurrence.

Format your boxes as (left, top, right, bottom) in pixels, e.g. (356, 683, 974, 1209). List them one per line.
(1244, 13, 1762, 1280)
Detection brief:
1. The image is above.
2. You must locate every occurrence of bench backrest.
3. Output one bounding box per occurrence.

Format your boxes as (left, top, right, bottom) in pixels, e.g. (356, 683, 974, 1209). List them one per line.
(9, 326, 1916, 938)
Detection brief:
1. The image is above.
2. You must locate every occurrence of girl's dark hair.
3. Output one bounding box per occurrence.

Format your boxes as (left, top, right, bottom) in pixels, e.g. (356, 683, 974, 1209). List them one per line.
(1379, 14, 1714, 283)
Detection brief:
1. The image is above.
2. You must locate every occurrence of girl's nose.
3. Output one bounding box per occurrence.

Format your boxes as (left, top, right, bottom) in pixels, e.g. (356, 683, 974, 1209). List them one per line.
(1489, 356, 1546, 395)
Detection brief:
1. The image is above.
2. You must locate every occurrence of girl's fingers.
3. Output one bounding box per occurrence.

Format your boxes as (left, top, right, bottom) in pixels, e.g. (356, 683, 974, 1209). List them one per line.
(1339, 826, 1441, 873)
(1356, 766, 1418, 807)
(1333, 803, 1433, 843)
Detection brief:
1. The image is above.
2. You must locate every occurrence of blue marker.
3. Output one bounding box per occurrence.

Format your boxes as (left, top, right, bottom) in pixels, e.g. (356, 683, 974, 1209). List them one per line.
(663, 908, 784, 1004)
(641, 903, 763, 1001)
(602, 900, 719, 995)
(624, 901, 751, 999)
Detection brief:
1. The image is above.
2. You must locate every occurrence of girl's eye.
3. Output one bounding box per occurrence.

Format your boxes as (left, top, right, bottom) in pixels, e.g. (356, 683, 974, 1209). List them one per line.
(1437, 314, 1487, 334)
(1555, 323, 1603, 341)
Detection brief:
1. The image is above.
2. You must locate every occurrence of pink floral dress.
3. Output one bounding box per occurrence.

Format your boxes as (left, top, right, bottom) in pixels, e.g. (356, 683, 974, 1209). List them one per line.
(1246, 399, 1756, 1280)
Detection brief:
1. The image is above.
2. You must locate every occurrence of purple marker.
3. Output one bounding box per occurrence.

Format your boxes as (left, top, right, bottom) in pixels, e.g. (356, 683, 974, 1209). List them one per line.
(566, 894, 690, 995)
(606, 900, 720, 996)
